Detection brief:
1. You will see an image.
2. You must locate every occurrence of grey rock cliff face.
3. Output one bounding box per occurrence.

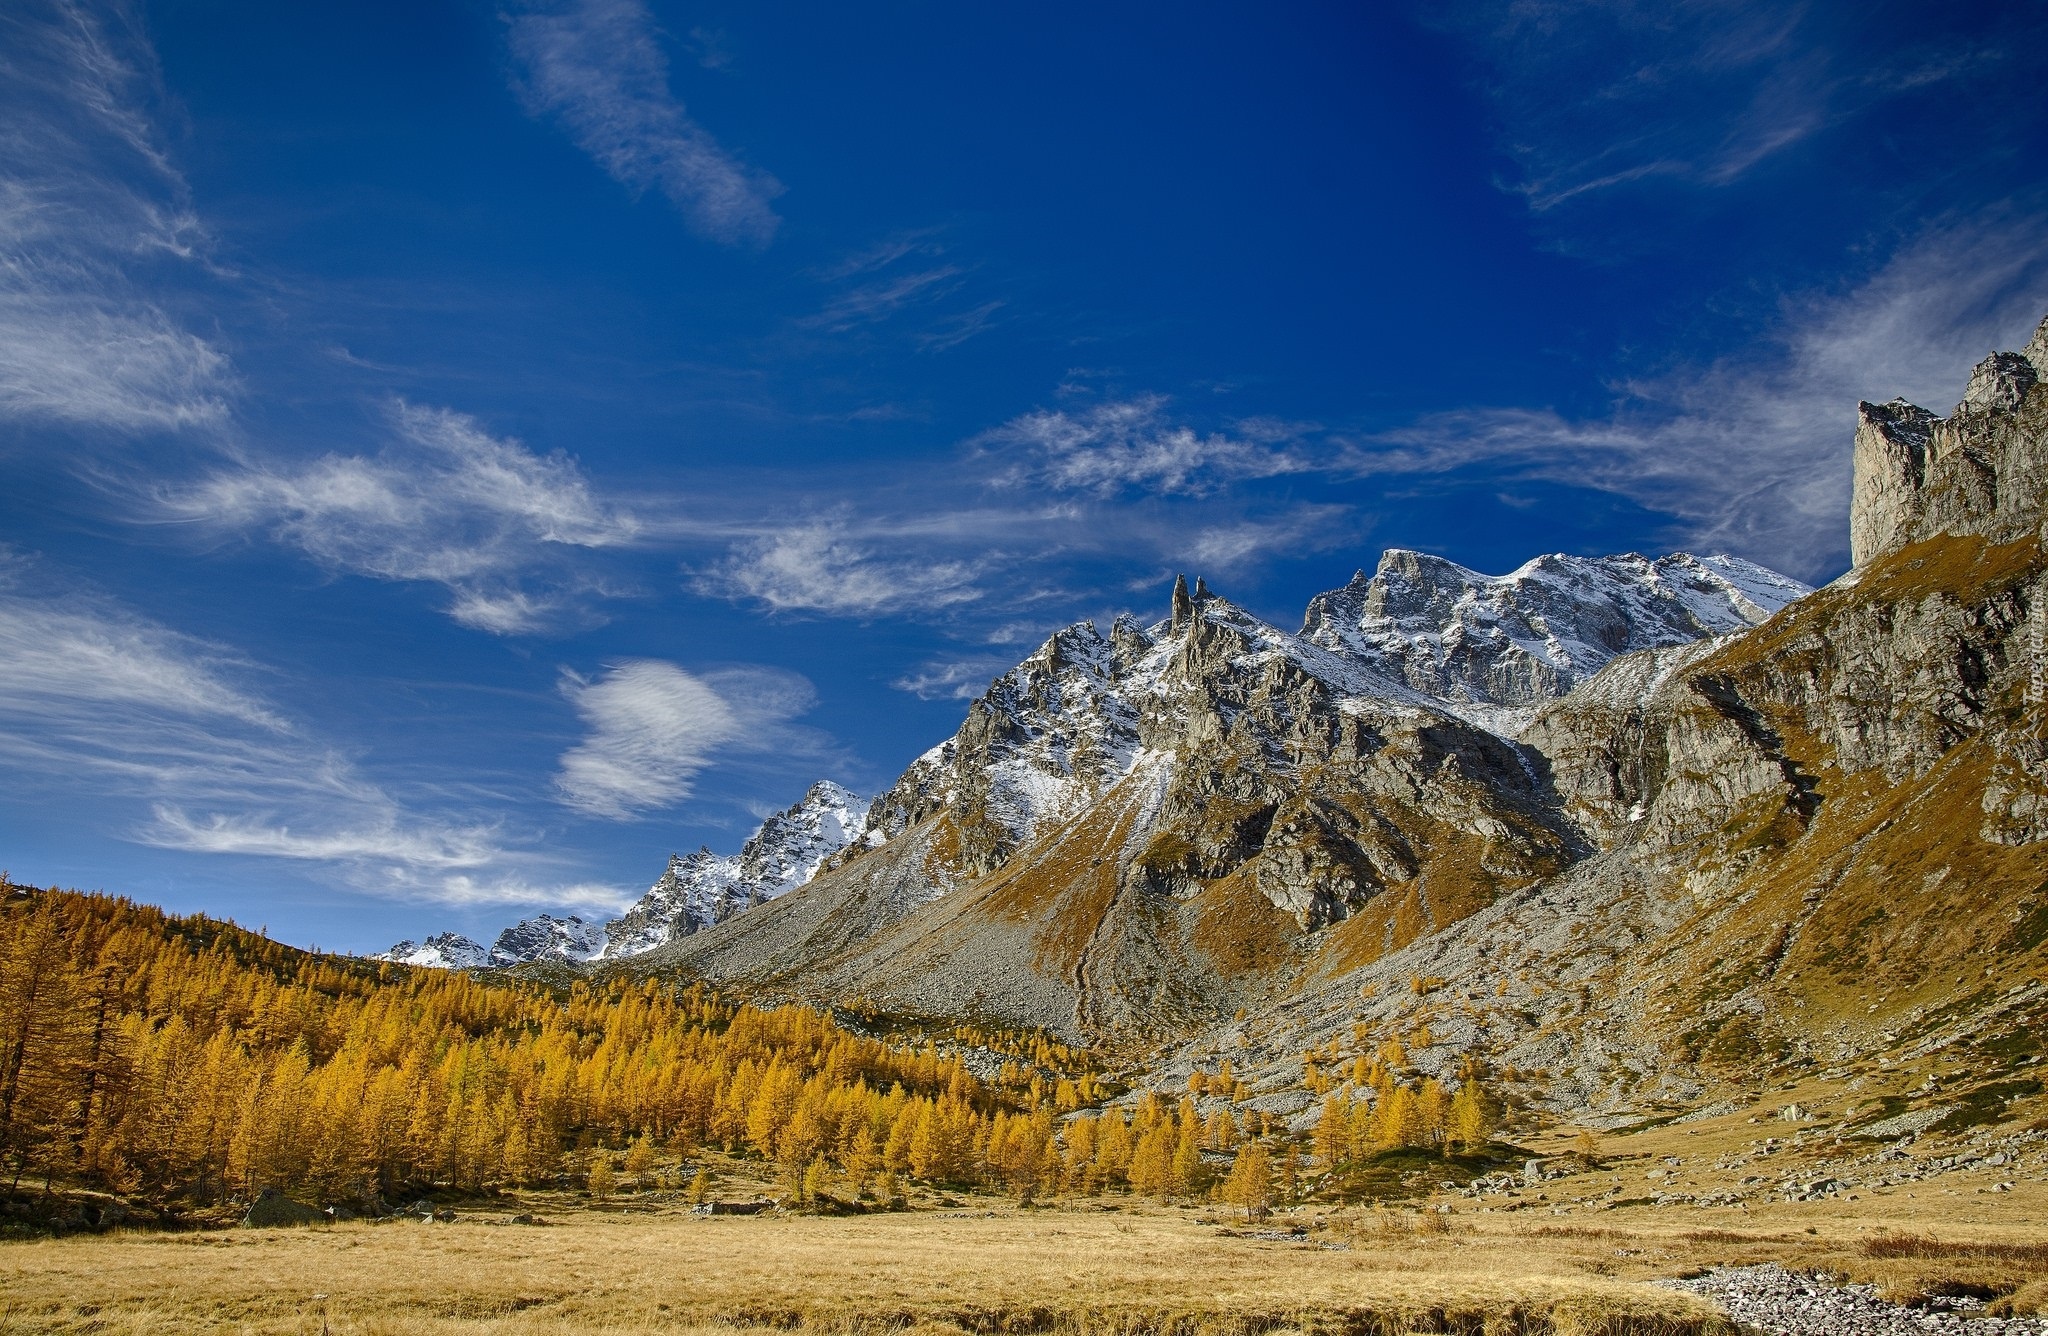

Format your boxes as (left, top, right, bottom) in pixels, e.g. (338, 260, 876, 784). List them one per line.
(1851, 312, 2048, 567)
(1849, 398, 1938, 567)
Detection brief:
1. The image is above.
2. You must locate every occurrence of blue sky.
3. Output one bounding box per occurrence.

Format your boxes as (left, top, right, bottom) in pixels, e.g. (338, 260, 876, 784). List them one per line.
(3, 0, 2045, 951)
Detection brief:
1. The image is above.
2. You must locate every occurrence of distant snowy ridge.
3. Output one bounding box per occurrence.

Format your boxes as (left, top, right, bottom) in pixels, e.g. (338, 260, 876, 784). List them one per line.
(375, 546, 1808, 970)
(598, 781, 870, 959)
(371, 781, 869, 968)
(1298, 549, 1808, 731)
(375, 932, 492, 969)
(372, 913, 602, 968)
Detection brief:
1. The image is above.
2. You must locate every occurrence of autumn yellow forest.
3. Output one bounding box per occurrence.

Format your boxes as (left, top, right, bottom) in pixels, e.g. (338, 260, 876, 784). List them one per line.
(0, 881, 1491, 1220)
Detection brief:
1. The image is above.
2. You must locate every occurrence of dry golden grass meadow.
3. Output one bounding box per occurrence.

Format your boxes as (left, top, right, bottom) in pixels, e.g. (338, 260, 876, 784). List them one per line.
(6, 1110, 2046, 1336)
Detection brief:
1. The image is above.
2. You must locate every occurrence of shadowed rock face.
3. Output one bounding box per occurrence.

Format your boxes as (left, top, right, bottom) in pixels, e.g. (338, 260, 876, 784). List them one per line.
(656, 316, 2048, 1118)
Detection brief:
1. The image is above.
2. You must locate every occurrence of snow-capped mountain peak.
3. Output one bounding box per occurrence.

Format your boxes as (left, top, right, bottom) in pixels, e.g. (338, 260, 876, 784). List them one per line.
(1298, 547, 1809, 716)
(595, 780, 871, 960)
(854, 547, 1810, 890)
(488, 913, 605, 966)
(372, 781, 869, 968)
(373, 932, 491, 969)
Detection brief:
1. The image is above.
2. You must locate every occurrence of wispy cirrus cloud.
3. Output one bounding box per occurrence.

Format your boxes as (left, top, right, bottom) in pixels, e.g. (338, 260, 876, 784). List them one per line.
(554, 659, 818, 818)
(1349, 216, 2048, 577)
(1436, 0, 2037, 213)
(799, 265, 966, 333)
(890, 654, 1016, 701)
(0, 548, 285, 744)
(505, 0, 781, 247)
(983, 394, 1319, 497)
(0, 551, 617, 909)
(694, 513, 988, 617)
(917, 300, 1006, 353)
(689, 396, 1352, 628)
(801, 230, 1004, 352)
(158, 401, 640, 632)
(0, 0, 234, 433)
(1182, 505, 1353, 567)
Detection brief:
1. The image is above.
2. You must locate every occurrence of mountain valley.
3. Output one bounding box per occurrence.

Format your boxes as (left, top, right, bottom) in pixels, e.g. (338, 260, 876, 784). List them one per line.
(380, 314, 2048, 1160)
(631, 314, 2048, 1151)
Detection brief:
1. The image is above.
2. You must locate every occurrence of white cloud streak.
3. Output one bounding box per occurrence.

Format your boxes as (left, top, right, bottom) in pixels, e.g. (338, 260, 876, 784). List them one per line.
(983, 395, 1317, 497)
(505, 0, 781, 247)
(890, 655, 1014, 701)
(1350, 217, 2048, 577)
(161, 401, 640, 632)
(0, 558, 282, 735)
(0, 0, 233, 432)
(0, 555, 615, 908)
(554, 659, 816, 818)
(1181, 505, 1353, 567)
(695, 515, 987, 617)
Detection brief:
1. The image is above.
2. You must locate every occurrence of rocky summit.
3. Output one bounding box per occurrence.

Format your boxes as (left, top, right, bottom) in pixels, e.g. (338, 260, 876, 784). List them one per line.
(375, 780, 870, 968)
(376, 914, 602, 968)
(629, 310, 2048, 1131)
(599, 780, 872, 960)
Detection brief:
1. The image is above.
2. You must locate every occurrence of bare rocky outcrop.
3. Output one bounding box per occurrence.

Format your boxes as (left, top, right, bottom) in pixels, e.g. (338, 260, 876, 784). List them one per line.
(1851, 312, 2048, 566)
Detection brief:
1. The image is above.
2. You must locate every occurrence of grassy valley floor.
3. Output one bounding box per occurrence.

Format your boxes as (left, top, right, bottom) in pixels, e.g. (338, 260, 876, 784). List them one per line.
(5, 1061, 2047, 1335)
(5, 1157, 2046, 1336)
(0, 1202, 1742, 1336)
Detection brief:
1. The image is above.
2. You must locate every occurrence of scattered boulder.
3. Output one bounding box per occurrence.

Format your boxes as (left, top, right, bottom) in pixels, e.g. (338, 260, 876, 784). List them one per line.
(242, 1187, 330, 1228)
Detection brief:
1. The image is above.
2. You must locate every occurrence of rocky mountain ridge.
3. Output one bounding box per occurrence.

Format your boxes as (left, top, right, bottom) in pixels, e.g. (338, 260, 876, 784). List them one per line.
(374, 913, 601, 969)
(644, 544, 1806, 1038)
(372, 780, 868, 967)
(599, 781, 870, 959)
(1298, 549, 1809, 730)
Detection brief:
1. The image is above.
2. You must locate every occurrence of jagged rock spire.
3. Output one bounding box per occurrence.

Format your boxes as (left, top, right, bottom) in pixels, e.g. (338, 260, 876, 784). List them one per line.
(2024, 310, 2048, 380)
(1193, 575, 1212, 601)
(1170, 573, 1193, 630)
(1960, 351, 2037, 414)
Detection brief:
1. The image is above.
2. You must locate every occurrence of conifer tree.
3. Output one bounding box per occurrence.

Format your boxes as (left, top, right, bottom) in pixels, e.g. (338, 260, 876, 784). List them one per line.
(1219, 1140, 1272, 1221)
(1449, 1079, 1494, 1154)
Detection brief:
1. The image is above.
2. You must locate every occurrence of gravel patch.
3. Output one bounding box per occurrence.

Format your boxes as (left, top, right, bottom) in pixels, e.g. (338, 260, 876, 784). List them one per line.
(1661, 1264, 2047, 1336)
(1859, 1107, 1959, 1139)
